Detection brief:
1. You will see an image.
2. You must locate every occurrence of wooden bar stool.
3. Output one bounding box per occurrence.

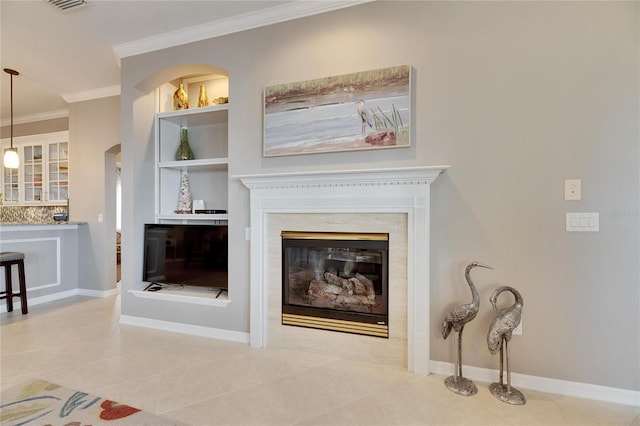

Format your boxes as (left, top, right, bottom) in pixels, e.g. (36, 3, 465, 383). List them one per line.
(0, 252, 28, 314)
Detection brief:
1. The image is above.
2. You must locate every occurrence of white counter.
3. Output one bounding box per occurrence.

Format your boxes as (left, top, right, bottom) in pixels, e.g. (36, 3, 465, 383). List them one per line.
(1, 222, 87, 231)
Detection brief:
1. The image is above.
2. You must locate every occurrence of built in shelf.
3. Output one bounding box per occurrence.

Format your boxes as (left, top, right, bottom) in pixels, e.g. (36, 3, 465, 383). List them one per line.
(128, 286, 230, 307)
(156, 213, 228, 221)
(158, 158, 228, 170)
(157, 104, 229, 126)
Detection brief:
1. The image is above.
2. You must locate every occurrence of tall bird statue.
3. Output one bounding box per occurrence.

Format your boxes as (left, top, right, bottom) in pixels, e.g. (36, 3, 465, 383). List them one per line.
(441, 261, 493, 396)
(487, 286, 526, 405)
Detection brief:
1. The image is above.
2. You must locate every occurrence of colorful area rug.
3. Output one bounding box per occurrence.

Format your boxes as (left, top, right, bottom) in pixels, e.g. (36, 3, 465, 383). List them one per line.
(0, 379, 185, 425)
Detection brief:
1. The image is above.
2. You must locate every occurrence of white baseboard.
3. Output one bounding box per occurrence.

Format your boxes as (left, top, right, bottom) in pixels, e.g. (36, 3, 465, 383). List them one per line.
(77, 287, 120, 298)
(429, 360, 640, 407)
(119, 314, 250, 344)
(0, 287, 119, 313)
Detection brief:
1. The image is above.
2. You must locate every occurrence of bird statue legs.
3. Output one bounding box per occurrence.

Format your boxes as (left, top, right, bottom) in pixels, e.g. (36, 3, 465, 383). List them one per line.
(442, 262, 491, 396)
(457, 325, 463, 377)
(444, 325, 478, 396)
(489, 336, 526, 405)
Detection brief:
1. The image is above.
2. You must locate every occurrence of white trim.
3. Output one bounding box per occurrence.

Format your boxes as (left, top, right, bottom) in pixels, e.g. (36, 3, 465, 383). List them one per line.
(113, 1, 375, 59)
(0, 237, 61, 290)
(61, 85, 121, 103)
(1, 109, 69, 126)
(0, 287, 120, 313)
(429, 360, 640, 407)
(77, 287, 120, 298)
(0, 289, 72, 313)
(119, 314, 250, 344)
(127, 288, 230, 307)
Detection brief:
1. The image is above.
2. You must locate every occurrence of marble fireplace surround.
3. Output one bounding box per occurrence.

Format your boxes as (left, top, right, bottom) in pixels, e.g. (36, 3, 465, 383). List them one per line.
(239, 166, 448, 375)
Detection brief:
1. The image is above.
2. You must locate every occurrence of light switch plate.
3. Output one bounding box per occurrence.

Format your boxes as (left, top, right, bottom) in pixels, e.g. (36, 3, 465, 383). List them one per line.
(566, 212, 599, 232)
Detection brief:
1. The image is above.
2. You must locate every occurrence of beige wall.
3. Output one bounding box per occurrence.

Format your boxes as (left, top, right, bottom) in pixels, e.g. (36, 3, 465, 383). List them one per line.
(120, 1, 638, 391)
(0, 117, 68, 138)
(69, 95, 121, 292)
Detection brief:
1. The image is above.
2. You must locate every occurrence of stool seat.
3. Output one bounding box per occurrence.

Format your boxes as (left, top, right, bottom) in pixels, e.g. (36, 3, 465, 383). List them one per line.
(0, 252, 25, 262)
(1, 251, 28, 314)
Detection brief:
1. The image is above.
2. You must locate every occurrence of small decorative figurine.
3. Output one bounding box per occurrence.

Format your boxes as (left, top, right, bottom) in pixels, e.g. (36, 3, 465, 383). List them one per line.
(197, 85, 208, 107)
(487, 286, 526, 405)
(173, 83, 189, 110)
(441, 261, 493, 396)
(176, 171, 192, 214)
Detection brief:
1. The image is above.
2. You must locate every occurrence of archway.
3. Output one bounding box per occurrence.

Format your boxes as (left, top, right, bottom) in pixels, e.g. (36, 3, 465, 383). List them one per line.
(105, 143, 121, 285)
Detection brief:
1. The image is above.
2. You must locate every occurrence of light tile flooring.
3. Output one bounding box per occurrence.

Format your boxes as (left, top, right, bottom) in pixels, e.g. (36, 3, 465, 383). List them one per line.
(1, 295, 639, 426)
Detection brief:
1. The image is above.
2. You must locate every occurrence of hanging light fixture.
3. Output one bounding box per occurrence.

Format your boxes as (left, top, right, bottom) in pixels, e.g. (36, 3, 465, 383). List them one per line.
(3, 68, 20, 169)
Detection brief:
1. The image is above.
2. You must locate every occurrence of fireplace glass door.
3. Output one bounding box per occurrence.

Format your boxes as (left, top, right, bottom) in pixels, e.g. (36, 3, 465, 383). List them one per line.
(281, 231, 389, 338)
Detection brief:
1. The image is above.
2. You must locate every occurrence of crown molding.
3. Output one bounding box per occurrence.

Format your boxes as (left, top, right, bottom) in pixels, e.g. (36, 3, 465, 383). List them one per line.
(62, 84, 121, 103)
(1, 109, 69, 126)
(113, 0, 375, 59)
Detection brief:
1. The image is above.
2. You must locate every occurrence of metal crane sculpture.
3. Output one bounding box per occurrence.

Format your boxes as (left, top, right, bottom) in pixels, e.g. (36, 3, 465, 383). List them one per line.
(441, 261, 493, 396)
(487, 286, 526, 405)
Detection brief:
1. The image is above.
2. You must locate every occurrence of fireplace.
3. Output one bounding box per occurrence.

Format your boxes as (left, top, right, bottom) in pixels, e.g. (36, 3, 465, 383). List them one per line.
(238, 166, 449, 374)
(281, 231, 389, 337)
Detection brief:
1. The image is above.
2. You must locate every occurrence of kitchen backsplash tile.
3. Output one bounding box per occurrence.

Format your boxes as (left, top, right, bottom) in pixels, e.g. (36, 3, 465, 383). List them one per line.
(0, 206, 68, 223)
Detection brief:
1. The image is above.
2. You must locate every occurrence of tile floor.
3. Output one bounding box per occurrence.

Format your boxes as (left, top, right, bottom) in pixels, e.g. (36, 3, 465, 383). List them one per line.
(1, 295, 639, 426)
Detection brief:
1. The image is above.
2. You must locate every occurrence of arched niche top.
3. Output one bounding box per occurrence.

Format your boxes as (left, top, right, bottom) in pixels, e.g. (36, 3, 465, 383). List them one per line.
(106, 143, 121, 155)
(135, 63, 228, 94)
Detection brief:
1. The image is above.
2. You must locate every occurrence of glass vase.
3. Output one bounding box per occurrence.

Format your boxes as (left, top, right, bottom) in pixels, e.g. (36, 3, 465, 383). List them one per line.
(176, 128, 194, 160)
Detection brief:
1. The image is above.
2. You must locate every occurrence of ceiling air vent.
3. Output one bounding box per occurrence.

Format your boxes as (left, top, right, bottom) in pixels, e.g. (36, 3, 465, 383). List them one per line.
(48, 0, 88, 12)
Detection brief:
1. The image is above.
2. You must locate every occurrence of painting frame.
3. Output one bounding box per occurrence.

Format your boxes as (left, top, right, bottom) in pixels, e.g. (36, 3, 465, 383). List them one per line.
(263, 65, 412, 157)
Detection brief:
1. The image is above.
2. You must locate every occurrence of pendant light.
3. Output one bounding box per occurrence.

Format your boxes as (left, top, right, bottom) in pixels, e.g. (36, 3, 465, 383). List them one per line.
(3, 68, 20, 169)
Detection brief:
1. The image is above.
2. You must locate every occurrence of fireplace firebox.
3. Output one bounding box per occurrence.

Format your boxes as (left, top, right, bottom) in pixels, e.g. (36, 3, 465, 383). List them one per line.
(281, 231, 389, 338)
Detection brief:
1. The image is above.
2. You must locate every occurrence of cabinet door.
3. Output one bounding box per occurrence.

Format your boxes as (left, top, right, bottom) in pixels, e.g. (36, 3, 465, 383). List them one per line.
(2, 148, 19, 203)
(48, 142, 69, 201)
(23, 144, 44, 202)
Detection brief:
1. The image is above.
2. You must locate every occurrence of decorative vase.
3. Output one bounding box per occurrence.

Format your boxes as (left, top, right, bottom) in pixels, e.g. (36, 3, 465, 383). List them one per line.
(172, 83, 189, 110)
(176, 127, 194, 160)
(176, 171, 192, 214)
(197, 85, 208, 107)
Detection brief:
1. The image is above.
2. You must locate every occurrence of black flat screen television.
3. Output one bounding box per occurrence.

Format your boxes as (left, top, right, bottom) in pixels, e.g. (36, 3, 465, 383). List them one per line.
(143, 223, 228, 289)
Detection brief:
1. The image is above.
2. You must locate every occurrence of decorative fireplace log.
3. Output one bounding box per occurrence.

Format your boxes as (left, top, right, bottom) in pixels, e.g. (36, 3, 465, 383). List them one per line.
(336, 294, 376, 306)
(324, 272, 354, 295)
(349, 277, 368, 296)
(355, 273, 376, 301)
(307, 273, 376, 306)
(308, 279, 343, 297)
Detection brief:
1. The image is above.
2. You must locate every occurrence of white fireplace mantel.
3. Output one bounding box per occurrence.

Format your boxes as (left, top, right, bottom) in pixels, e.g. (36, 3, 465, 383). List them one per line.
(238, 166, 449, 375)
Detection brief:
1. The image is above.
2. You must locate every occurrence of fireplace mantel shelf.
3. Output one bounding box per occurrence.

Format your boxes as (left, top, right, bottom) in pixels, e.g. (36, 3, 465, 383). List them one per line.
(235, 165, 449, 189)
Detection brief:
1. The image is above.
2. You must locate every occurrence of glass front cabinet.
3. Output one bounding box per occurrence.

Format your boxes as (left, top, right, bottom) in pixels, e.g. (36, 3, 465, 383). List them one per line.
(48, 141, 69, 202)
(0, 131, 69, 205)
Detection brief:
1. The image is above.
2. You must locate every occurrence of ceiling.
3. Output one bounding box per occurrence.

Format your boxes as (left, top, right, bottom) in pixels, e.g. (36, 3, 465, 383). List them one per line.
(0, 0, 369, 125)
